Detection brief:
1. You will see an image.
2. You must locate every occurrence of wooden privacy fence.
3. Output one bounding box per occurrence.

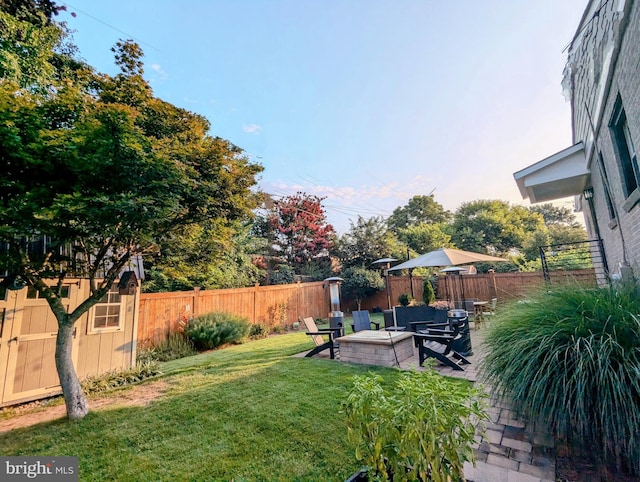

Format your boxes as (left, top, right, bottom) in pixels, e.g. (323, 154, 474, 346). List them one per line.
(138, 282, 328, 343)
(436, 269, 597, 303)
(356, 269, 597, 311)
(138, 269, 597, 343)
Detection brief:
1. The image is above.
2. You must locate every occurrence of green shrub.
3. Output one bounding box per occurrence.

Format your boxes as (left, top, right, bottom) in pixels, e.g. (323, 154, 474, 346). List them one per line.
(481, 282, 640, 475)
(269, 266, 295, 285)
(249, 323, 270, 340)
(344, 370, 487, 481)
(82, 361, 162, 395)
(184, 312, 250, 351)
(136, 333, 197, 364)
(422, 278, 435, 305)
(397, 293, 413, 307)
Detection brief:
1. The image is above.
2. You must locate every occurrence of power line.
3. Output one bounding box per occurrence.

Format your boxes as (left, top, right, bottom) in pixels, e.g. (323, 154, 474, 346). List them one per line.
(265, 175, 382, 212)
(62, 2, 160, 52)
(265, 182, 394, 226)
(299, 173, 392, 215)
(261, 189, 393, 230)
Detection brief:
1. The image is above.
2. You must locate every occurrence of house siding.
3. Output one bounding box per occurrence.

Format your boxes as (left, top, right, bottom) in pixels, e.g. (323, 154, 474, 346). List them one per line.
(565, 0, 640, 279)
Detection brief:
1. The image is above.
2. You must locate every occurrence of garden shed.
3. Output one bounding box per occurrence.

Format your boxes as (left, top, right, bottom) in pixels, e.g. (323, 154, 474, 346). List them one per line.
(0, 278, 140, 407)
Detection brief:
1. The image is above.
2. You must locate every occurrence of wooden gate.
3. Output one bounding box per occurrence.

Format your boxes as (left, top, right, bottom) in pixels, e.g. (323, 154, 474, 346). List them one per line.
(0, 287, 79, 406)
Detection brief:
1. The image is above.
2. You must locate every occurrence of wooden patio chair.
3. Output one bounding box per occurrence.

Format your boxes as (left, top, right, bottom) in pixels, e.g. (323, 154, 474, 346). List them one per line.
(481, 298, 497, 322)
(301, 317, 340, 359)
(413, 321, 471, 371)
(351, 310, 380, 332)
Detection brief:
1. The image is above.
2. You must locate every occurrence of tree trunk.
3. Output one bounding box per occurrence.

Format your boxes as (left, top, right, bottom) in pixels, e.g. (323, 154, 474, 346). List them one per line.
(55, 321, 88, 420)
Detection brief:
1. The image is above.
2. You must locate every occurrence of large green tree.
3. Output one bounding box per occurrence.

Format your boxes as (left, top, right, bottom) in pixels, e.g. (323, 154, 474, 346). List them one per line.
(396, 222, 453, 255)
(0, 9, 59, 86)
(387, 195, 451, 232)
(143, 220, 264, 292)
(0, 0, 82, 90)
(0, 35, 262, 419)
(528, 203, 580, 226)
(528, 203, 587, 246)
(1, 0, 61, 22)
(335, 215, 405, 269)
(450, 200, 545, 255)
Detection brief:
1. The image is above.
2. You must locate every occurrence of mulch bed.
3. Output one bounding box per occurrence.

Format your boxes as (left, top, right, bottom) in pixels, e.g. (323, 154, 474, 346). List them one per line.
(555, 441, 640, 482)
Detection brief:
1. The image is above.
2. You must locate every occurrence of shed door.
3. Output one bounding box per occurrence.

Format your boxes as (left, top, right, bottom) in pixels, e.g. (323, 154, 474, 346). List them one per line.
(1, 289, 79, 406)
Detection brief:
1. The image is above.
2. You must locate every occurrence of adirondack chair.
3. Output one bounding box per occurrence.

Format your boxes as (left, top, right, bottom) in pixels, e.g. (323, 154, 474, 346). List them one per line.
(413, 320, 471, 371)
(483, 298, 497, 318)
(301, 317, 340, 359)
(351, 310, 380, 332)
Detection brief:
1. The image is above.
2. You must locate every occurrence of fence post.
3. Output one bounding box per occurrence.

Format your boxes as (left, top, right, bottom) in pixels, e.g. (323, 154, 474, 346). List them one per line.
(253, 284, 258, 324)
(488, 270, 497, 300)
(296, 281, 301, 323)
(193, 287, 200, 317)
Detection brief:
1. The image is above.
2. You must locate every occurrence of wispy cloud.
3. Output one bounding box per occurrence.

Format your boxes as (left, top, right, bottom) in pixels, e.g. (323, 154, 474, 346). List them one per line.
(259, 178, 424, 219)
(183, 96, 199, 104)
(243, 123, 262, 134)
(149, 63, 168, 80)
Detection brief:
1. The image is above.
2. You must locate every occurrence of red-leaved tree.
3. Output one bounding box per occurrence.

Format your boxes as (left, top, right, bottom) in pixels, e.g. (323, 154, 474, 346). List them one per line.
(266, 192, 336, 275)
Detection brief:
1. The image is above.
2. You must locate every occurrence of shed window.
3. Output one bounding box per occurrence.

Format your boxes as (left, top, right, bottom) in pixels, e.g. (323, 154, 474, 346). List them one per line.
(27, 285, 70, 299)
(90, 285, 123, 332)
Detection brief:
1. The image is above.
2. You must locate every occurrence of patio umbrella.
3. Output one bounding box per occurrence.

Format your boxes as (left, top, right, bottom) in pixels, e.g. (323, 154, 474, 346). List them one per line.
(387, 248, 508, 271)
(387, 248, 508, 308)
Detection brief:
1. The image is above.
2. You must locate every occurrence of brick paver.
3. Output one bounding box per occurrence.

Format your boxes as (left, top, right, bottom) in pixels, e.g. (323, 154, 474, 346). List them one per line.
(300, 325, 558, 481)
(400, 328, 556, 482)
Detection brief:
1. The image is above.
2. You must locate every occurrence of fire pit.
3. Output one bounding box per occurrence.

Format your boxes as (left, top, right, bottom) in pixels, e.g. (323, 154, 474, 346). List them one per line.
(337, 330, 414, 367)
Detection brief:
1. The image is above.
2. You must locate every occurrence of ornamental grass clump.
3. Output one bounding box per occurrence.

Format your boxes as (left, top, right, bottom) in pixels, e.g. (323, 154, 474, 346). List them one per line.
(481, 281, 640, 475)
(81, 361, 162, 395)
(344, 370, 487, 482)
(184, 312, 250, 351)
(137, 332, 197, 363)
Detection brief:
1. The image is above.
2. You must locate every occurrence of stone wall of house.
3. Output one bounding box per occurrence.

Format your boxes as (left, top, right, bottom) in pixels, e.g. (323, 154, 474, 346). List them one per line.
(566, 0, 640, 279)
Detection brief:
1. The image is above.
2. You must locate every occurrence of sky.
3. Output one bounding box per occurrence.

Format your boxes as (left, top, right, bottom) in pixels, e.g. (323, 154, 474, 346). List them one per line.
(58, 1, 589, 233)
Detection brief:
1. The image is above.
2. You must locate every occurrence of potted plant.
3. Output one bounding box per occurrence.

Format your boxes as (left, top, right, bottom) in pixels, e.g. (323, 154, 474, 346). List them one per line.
(429, 300, 452, 310)
(397, 292, 413, 307)
(344, 369, 487, 481)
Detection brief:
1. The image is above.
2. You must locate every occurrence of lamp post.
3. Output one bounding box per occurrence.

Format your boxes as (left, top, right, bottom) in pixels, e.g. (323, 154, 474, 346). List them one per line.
(372, 258, 397, 310)
(323, 277, 344, 337)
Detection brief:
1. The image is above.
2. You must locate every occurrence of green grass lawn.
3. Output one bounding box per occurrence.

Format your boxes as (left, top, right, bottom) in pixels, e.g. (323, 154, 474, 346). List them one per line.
(0, 330, 401, 481)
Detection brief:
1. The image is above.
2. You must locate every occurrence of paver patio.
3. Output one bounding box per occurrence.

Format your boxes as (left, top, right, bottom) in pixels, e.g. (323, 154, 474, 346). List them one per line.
(400, 328, 556, 482)
(302, 325, 557, 482)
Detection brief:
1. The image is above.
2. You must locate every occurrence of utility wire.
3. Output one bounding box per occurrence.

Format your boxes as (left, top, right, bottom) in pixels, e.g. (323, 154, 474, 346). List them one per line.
(62, 2, 160, 52)
(300, 173, 394, 215)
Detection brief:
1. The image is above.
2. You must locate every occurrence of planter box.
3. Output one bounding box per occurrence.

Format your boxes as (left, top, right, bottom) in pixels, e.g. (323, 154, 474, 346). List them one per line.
(394, 306, 448, 329)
